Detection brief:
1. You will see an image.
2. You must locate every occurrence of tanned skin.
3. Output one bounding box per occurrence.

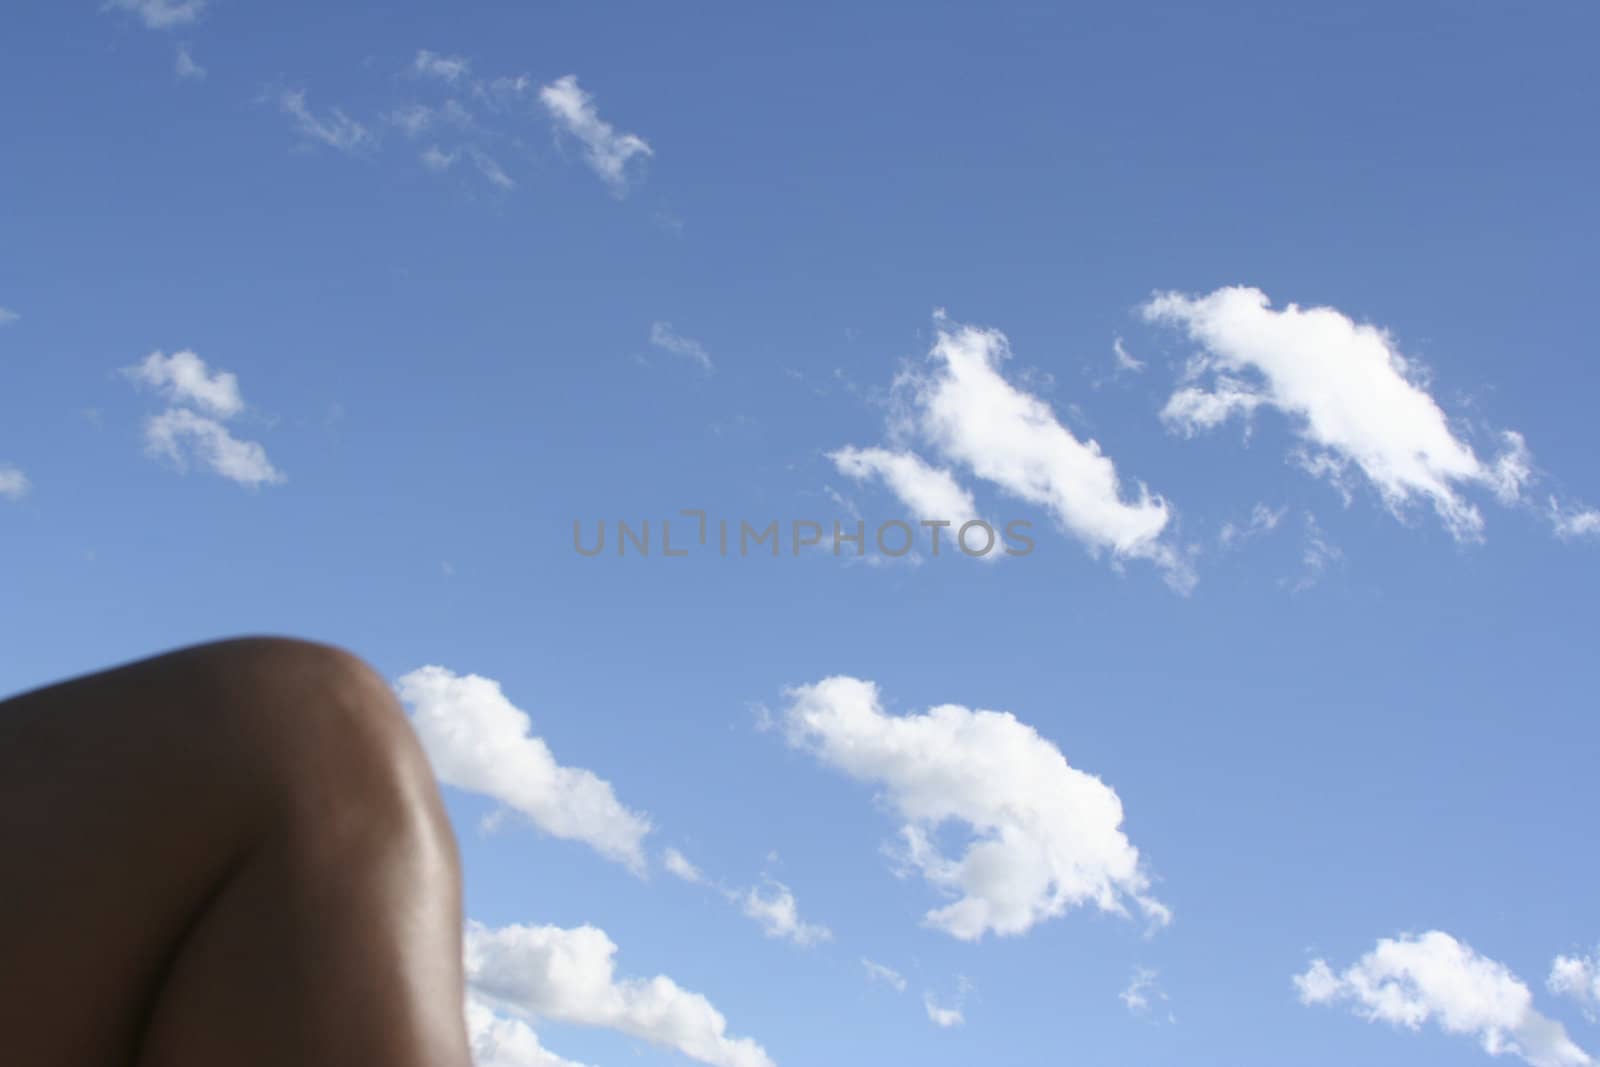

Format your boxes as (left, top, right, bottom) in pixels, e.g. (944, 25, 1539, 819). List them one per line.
(0, 638, 472, 1067)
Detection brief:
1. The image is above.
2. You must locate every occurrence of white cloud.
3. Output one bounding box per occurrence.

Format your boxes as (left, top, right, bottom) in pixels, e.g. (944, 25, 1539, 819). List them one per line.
(0, 466, 29, 500)
(470, 149, 515, 190)
(1162, 378, 1265, 432)
(827, 447, 982, 532)
(1286, 512, 1342, 592)
(124, 350, 243, 418)
(422, 146, 459, 171)
(125, 350, 280, 488)
(664, 849, 829, 948)
(663, 847, 706, 884)
(862, 958, 907, 993)
(1296, 931, 1593, 1067)
(1112, 336, 1145, 373)
(924, 994, 964, 1028)
(144, 408, 284, 487)
(1549, 499, 1600, 541)
(0, 307, 15, 325)
(466, 920, 776, 1067)
(781, 676, 1166, 941)
(467, 994, 591, 1067)
(539, 75, 653, 192)
(175, 43, 204, 80)
(648, 322, 712, 371)
(396, 666, 652, 873)
(739, 881, 832, 947)
(281, 89, 374, 154)
(390, 105, 439, 138)
(923, 979, 972, 1029)
(104, 0, 206, 29)
(1120, 967, 1170, 1018)
(414, 49, 470, 83)
(1144, 287, 1533, 541)
(1549, 951, 1600, 1021)
(891, 313, 1183, 585)
(1219, 502, 1286, 549)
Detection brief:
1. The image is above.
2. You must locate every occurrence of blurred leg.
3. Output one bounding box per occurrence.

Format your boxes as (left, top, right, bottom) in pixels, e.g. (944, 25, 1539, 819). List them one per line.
(0, 638, 470, 1067)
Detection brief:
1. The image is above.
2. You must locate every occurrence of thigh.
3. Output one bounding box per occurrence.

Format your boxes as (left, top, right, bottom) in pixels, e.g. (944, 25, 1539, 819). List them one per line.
(0, 643, 293, 1067)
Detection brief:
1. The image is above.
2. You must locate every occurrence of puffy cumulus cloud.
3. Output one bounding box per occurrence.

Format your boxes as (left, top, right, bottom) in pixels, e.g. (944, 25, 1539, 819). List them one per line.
(104, 0, 206, 29)
(466, 921, 776, 1067)
(124, 350, 243, 418)
(1549, 951, 1600, 1020)
(827, 447, 982, 531)
(396, 667, 652, 873)
(1296, 931, 1593, 1067)
(144, 408, 284, 487)
(739, 881, 832, 947)
(885, 313, 1184, 586)
(124, 349, 282, 488)
(0, 465, 30, 500)
(539, 75, 653, 192)
(1143, 287, 1536, 541)
(467, 994, 591, 1067)
(781, 676, 1166, 941)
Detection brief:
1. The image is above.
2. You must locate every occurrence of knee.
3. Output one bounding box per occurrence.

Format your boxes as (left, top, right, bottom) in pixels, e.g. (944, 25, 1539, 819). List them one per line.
(168, 637, 458, 869)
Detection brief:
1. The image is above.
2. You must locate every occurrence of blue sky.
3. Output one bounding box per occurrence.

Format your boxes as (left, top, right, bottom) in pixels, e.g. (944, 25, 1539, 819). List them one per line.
(4, 2, 1600, 1064)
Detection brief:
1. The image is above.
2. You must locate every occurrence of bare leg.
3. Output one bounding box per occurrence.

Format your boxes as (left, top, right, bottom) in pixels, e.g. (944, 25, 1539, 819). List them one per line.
(0, 638, 471, 1067)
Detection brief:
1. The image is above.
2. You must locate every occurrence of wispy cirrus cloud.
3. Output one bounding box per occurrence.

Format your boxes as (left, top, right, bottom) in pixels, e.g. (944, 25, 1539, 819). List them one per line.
(540, 75, 653, 193)
(0, 466, 30, 501)
(1548, 499, 1600, 541)
(103, 0, 206, 30)
(862, 958, 907, 993)
(662, 847, 832, 948)
(1296, 931, 1592, 1067)
(1218, 502, 1286, 550)
(1121, 967, 1172, 1020)
(174, 44, 205, 80)
(270, 60, 656, 201)
(281, 89, 375, 154)
(413, 49, 470, 83)
(649, 322, 712, 371)
(1112, 336, 1145, 374)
